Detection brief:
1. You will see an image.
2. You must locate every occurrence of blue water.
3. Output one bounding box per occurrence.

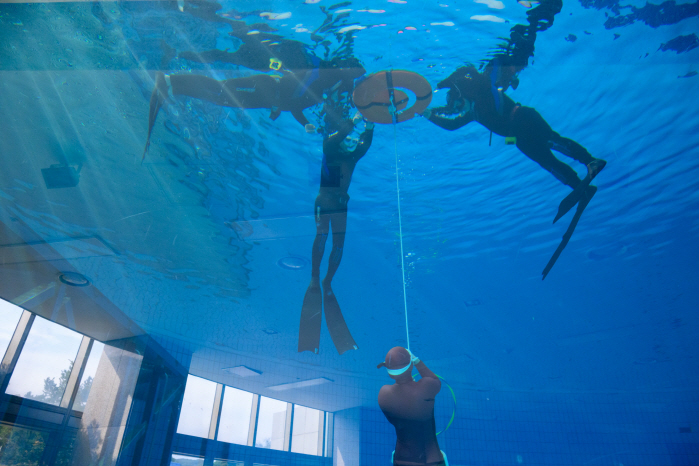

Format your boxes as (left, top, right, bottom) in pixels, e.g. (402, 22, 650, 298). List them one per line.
(1, 0, 698, 465)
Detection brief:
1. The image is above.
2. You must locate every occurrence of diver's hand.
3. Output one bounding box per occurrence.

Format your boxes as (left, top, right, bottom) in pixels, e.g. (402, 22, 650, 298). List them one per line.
(406, 348, 420, 365)
(352, 111, 363, 124)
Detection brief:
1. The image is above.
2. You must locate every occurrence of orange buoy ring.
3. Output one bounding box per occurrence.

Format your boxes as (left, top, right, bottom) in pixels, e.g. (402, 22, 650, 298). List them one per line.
(353, 70, 432, 124)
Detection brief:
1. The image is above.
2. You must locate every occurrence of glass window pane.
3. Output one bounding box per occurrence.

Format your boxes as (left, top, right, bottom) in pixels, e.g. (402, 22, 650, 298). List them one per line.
(291, 405, 321, 455)
(255, 397, 287, 450)
(217, 386, 253, 445)
(0, 424, 50, 465)
(5, 316, 82, 406)
(176, 375, 217, 438)
(73, 340, 105, 412)
(213, 461, 244, 466)
(0, 299, 24, 361)
(170, 453, 204, 466)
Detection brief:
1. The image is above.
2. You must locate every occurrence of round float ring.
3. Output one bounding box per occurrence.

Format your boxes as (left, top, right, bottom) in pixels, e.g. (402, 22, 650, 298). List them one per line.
(353, 70, 432, 124)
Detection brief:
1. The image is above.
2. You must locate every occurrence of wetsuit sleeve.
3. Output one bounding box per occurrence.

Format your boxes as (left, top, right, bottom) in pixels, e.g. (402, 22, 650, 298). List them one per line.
(352, 127, 374, 161)
(323, 123, 354, 154)
(427, 107, 473, 131)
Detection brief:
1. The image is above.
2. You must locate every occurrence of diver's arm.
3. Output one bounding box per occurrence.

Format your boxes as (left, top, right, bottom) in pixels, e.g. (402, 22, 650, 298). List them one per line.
(414, 360, 438, 381)
(415, 360, 441, 398)
(353, 123, 375, 161)
(291, 107, 310, 127)
(323, 122, 354, 153)
(425, 107, 473, 131)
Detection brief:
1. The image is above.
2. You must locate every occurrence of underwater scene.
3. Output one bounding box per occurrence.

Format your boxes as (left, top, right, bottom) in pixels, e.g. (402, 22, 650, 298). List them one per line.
(0, 0, 698, 465)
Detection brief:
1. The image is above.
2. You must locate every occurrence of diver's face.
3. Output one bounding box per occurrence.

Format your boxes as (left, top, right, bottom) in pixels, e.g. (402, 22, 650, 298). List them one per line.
(340, 134, 359, 152)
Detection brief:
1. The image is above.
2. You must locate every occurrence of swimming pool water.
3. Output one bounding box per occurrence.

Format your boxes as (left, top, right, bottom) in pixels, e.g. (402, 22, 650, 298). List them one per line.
(0, 0, 698, 465)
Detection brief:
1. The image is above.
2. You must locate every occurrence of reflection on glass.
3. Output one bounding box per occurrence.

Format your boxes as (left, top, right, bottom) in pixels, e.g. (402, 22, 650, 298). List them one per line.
(0, 299, 23, 361)
(255, 397, 287, 450)
(0, 424, 49, 465)
(5, 316, 82, 406)
(170, 453, 204, 466)
(291, 405, 322, 455)
(73, 340, 105, 411)
(217, 386, 253, 445)
(213, 461, 244, 466)
(176, 375, 217, 438)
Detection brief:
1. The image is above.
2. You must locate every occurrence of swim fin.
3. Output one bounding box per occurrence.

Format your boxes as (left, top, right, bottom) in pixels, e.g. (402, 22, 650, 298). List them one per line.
(142, 72, 169, 163)
(323, 285, 358, 355)
(298, 282, 322, 353)
(542, 185, 597, 280)
(553, 159, 606, 224)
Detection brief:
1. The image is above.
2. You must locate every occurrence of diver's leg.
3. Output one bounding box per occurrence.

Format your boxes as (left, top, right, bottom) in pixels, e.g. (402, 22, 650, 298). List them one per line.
(514, 106, 605, 221)
(516, 141, 582, 190)
(322, 205, 357, 354)
(323, 209, 347, 287)
(549, 132, 606, 181)
(548, 133, 593, 164)
(299, 197, 330, 353)
(513, 107, 582, 188)
(547, 132, 606, 222)
(169, 74, 276, 109)
(311, 199, 330, 280)
(169, 74, 230, 104)
(517, 140, 599, 278)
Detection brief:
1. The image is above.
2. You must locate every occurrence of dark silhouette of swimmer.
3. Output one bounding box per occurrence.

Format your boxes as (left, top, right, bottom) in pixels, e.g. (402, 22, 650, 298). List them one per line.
(378, 347, 445, 466)
(143, 57, 366, 159)
(298, 116, 374, 355)
(423, 63, 606, 279)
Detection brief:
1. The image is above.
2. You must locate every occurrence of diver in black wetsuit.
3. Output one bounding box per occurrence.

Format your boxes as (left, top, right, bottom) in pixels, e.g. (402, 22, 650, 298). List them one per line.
(378, 347, 445, 466)
(298, 116, 374, 355)
(142, 57, 366, 159)
(423, 63, 606, 279)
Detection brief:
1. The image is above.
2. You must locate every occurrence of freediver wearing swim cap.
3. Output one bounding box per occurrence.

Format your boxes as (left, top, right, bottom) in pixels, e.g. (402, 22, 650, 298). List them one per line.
(422, 58, 606, 279)
(378, 347, 447, 466)
(298, 114, 375, 355)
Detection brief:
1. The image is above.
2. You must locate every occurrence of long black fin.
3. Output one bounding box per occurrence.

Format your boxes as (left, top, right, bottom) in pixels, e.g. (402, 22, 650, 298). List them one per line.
(323, 288, 357, 355)
(298, 283, 322, 353)
(542, 186, 596, 280)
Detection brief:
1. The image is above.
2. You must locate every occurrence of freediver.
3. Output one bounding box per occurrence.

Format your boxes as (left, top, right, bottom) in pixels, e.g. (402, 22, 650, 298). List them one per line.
(298, 114, 374, 355)
(142, 56, 366, 159)
(422, 60, 606, 279)
(378, 347, 447, 466)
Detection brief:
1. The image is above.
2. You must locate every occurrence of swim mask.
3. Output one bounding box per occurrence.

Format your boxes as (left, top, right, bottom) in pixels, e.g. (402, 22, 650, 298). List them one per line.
(377, 346, 413, 376)
(341, 133, 360, 152)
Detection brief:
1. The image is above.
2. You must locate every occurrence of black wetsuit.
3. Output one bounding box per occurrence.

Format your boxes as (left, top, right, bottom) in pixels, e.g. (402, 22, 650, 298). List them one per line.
(427, 66, 593, 190)
(310, 122, 373, 280)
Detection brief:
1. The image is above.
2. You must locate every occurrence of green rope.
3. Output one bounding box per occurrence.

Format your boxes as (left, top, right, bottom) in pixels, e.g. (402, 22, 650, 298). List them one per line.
(435, 375, 456, 436)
